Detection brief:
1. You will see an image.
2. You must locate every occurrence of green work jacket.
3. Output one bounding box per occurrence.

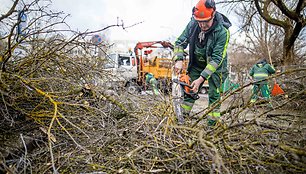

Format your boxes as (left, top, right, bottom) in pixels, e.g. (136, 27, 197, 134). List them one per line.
(249, 62, 275, 84)
(174, 12, 231, 80)
(145, 73, 157, 85)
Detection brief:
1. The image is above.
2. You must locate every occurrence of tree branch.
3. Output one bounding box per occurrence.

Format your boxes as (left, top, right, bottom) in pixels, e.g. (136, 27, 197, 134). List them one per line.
(0, 0, 20, 21)
(272, 0, 301, 21)
(254, 0, 287, 28)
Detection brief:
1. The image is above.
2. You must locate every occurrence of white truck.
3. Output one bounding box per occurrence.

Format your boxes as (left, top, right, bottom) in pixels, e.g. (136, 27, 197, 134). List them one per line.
(102, 53, 139, 92)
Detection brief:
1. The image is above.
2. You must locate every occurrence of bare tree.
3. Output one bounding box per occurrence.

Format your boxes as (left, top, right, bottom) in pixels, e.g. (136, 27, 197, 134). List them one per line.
(254, 0, 305, 65)
(233, 2, 284, 66)
(223, 0, 305, 65)
(0, 0, 140, 173)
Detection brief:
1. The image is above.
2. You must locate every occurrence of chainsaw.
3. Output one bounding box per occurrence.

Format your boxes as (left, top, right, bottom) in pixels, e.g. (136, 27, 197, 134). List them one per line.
(172, 78, 199, 100)
(172, 74, 199, 124)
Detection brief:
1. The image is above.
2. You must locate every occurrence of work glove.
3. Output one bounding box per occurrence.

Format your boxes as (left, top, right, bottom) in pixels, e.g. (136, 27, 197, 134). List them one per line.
(191, 76, 206, 92)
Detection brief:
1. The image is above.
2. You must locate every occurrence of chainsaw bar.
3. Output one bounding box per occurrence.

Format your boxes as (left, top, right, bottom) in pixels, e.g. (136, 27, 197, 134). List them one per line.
(172, 77, 185, 124)
(172, 75, 200, 124)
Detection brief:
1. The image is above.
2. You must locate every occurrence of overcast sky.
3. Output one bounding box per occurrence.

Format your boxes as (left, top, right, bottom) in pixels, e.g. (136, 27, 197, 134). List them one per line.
(51, 0, 197, 41)
(51, 0, 238, 41)
(2, 0, 238, 42)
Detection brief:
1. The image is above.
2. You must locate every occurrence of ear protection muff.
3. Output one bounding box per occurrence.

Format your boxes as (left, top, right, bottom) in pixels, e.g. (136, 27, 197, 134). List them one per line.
(192, 6, 196, 15)
(205, 0, 216, 10)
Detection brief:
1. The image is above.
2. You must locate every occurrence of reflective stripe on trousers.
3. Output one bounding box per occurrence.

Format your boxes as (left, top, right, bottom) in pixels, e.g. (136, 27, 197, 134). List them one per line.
(180, 101, 194, 115)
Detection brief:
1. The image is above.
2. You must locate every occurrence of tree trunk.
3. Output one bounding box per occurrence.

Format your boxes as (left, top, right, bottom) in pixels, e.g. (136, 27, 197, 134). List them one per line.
(282, 43, 295, 65)
(282, 33, 295, 66)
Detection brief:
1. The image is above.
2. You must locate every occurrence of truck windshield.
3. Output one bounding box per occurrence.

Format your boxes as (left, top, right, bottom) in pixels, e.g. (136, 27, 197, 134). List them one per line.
(119, 55, 131, 66)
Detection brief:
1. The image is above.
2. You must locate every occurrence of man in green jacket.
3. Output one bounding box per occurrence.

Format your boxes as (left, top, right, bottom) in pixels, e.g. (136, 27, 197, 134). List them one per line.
(173, 0, 231, 126)
(145, 72, 160, 95)
(249, 58, 275, 103)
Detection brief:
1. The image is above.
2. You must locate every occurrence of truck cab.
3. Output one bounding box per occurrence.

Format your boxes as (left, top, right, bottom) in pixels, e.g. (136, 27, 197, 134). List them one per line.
(105, 53, 137, 79)
(101, 53, 138, 91)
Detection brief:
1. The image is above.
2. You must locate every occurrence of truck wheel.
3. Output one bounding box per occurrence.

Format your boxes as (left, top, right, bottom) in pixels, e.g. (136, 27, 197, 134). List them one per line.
(127, 86, 137, 93)
(126, 82, 141, 94)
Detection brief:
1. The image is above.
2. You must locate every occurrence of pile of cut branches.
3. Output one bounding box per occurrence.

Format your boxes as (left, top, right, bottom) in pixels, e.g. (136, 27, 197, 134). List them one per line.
(1, 0, 305, 173)
(1, 57, 305, 173)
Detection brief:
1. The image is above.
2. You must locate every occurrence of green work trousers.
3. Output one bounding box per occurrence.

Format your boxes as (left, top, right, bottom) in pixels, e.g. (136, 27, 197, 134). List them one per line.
(250, 84, 270, 102)
(150, 78, 160, 95)
(181, 68, 227, 126)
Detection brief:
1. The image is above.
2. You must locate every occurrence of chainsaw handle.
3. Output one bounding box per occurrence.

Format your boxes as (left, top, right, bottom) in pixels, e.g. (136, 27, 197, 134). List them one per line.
(188, 92, 200, 100)
(173, 79, 199, 100)
(172, 78, 192, 88)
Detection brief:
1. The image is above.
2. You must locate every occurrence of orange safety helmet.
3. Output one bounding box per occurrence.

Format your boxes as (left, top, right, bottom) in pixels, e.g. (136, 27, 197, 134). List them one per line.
(193, 0, 216, 21)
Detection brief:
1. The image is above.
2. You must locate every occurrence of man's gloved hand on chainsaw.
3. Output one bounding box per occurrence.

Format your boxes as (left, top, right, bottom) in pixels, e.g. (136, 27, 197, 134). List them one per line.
(191, 76, 206, 92)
